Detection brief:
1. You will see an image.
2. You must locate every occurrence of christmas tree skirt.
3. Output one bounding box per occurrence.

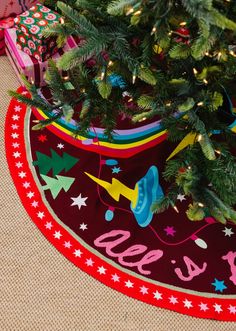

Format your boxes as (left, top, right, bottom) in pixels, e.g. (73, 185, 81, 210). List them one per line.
(6, 86, 236, 321)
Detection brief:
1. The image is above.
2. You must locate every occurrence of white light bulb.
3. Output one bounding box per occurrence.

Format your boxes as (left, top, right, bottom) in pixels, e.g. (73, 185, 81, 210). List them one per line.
(191, 235, 207, 249)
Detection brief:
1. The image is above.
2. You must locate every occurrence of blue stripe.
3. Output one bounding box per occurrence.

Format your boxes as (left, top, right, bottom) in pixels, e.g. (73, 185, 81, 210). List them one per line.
(57, 117, 163, 141)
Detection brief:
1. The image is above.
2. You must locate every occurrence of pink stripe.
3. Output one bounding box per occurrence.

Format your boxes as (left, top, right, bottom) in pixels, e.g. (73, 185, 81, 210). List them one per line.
(5, 29, 30, 70)
(67, 36, 77, 48)
(5, 47, 24, 85)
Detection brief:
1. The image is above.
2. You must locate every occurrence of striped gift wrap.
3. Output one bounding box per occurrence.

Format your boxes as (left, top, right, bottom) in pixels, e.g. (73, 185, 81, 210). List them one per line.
(5, 28, 77, 87)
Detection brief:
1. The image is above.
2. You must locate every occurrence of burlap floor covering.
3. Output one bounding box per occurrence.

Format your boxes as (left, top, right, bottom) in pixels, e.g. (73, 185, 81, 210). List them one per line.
(0, 55, 235, 331)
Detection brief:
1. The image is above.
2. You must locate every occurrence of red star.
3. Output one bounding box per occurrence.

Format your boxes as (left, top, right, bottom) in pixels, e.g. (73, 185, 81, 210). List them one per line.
(38, 134, 47, 142)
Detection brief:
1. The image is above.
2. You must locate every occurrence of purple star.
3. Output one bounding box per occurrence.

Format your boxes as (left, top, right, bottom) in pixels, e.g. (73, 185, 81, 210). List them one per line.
(164, 226, 176, 237)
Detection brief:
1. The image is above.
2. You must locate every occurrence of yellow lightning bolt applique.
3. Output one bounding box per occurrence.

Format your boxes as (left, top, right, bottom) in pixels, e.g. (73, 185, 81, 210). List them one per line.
(84, 172, 139, 208)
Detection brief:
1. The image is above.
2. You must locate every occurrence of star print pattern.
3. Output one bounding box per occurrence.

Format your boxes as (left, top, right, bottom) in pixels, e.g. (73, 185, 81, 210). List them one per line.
(45, 222, 53, 230)
(18, 171, 26, 178)
(64, 241, 72, 248)
(85, 258, 94, 267)
(153, 290, 162, 300)
(212, 279, 227, 293)
(38, 134, 47, 142)
(164, 226, 176, 237)
(12, 114, 20, 121)
(222, 227, 234, 237)
(53, 231, 62, 239)
(6, 90, 236, 321)
(13, 151, 21, 158)
(213, 303, 222, 313)
(112, 166, 122, 174)
(183, 299, 193, 309)
(11, 133, 19, 139)
(15, 162, 23, 168)
(169, 296, 178, 305)
(125, 280, 134, 288)
(26, 192, 35, 199)
(14, 105, 22, 112)
(199, 303, 209, 312)
(31, 201, 39, 208)
(71, 194, 88, 209)
(140, 286, 149, 295)
(97, 266, 106, 275)
(37, 211, 45, 219)
(73, 249, 83, 257)
(57, 143, 64, 149)
(11, 124, 19, 130)
(23, 182, 30, 189)
(228, 305, 236, 314)
(79, 223, 88, 231)
(177, 194, 186, 202)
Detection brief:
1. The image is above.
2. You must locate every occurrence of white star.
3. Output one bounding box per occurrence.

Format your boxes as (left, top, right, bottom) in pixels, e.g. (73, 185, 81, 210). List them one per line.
(71, 194, 88, 210)
(11, 133, 19, 139)
(53, 230, 62, 239)
(153, 290, 162, 300)
(183, 299, 193, 309)
(140, 286, 149, 295)
(73, 249, 83, 257)
(13, 151, 21, 158)
(12, 142, 20, 148)
(26, 191, 34, 199)
(15, 162, 23, 168)
(14, 105, 22, 112)
(12, 114, 20, 121)
(125, 280, 134, 288)
(45, 222, 53, 230)
(18, 171, 26, 178)
(37, 211, 45, 219)
(31, 200, 39, 208)
(23, 182, 30, 188)
(11, 124, 19, 130)
(199, 302, 209, 312)
(169, 295, 178, 305)
(85, 258, 94, 267)
(228, 305, 236, 314)
(21, 91, 29, 96)
(213, 303, 222, 313)
(111, 273, 120, 282)
(222, 227, 234, 237)
(177, 194, 186, 202)
(97, 266, 106, 275)
(79, 223, 88, 231)
(57, 143, 64, 149)
(64, 241, 72, 248)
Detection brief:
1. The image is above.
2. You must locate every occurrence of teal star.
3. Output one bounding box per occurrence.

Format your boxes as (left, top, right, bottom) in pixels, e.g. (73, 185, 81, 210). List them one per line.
(112, 166, 122, 174)
(211, 278, 227, 293)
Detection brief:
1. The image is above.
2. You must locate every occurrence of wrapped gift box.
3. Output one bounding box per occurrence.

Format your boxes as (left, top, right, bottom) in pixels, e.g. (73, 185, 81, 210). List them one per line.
(0, 0, 37, 20)
(0, 17, 15, 55)
(5, 28, 77, 87)
(14, 3, 62, 61)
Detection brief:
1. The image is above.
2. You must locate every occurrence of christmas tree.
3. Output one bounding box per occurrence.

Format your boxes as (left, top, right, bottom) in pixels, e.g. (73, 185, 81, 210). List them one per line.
(10, 0, 236, 223)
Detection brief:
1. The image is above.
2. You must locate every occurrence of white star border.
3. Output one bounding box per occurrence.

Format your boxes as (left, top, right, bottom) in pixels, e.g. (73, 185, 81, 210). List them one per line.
(5, 88, 236, 321)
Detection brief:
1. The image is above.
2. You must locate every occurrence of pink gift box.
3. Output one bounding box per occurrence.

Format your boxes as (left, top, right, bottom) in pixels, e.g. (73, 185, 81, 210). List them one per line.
(0, 17, 15, 55)
(5, 28, 77, 87)
(0, 0, 37, 20)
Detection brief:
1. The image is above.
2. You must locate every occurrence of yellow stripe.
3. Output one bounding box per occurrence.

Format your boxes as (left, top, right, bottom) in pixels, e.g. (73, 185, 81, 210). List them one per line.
(36, 109, 166, 149)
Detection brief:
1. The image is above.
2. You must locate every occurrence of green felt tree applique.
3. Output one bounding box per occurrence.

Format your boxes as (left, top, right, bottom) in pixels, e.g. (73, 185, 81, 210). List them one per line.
(41, 174, 75, 199)
(33, 149, 79, 176)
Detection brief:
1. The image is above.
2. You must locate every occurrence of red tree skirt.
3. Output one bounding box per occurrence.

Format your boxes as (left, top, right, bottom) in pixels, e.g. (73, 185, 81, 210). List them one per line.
(5, 87, 236, 321)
